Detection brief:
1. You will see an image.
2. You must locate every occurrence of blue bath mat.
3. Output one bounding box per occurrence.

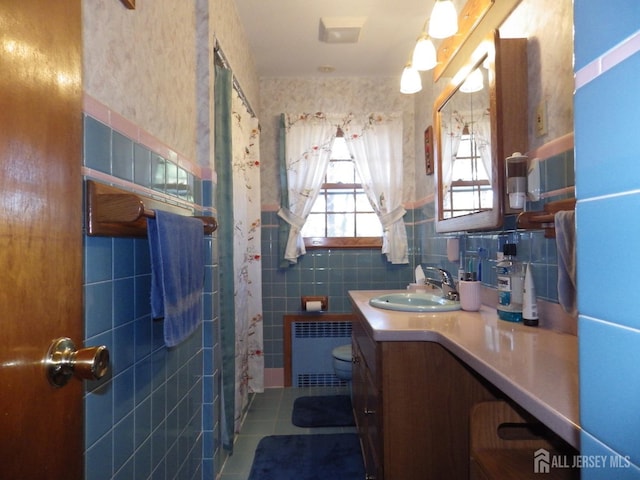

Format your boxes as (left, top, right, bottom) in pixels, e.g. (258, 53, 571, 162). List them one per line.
(292, 395, 355, 427)
(248, 433, 365, 480)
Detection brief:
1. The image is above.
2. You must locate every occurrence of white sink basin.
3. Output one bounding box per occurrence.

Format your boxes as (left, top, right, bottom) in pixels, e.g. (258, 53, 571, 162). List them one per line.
(369, 292, 461, 312)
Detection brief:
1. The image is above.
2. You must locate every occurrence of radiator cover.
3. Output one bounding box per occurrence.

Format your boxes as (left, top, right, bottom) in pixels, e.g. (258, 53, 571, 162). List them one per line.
(291, 321, 352, 387)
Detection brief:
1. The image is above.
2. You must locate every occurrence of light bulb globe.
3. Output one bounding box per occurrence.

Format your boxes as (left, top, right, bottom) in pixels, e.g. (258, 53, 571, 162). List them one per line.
(428, 0, 458, 39)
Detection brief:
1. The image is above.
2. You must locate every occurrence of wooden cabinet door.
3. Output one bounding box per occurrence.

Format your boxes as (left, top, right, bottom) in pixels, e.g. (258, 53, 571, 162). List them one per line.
(352, 317, 383, 479)
(0, 1, 84, 478)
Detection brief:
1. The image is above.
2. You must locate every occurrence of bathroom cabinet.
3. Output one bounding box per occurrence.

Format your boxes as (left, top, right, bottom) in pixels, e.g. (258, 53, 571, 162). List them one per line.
(433, 30, 528, 233)
(469, 401, 579, 480)
(351, 310, 498, 479)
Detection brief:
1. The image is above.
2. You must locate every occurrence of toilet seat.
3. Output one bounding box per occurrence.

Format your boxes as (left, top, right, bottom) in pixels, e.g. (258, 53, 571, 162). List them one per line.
(332, 344, 352, 362)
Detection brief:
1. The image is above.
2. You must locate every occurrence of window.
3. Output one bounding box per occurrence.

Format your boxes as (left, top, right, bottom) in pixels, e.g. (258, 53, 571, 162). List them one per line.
(442, 129, 492, 218)
(301, 137, 383, 248)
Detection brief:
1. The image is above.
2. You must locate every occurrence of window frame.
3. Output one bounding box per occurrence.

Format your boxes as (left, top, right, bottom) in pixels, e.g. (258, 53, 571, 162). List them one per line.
(302, 157, 383, 249)
(441, 132, 493, 219)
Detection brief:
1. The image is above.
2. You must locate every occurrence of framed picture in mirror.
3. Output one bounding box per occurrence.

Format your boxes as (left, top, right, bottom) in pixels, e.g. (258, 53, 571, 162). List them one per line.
(425, 126, 434, 175)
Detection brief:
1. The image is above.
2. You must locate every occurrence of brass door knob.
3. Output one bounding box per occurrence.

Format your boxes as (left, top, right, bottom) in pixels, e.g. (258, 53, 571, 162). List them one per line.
(46, 337, 110, 387)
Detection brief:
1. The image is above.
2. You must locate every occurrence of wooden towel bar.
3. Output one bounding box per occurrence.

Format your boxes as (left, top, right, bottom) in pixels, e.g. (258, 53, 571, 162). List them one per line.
(86, 179, 217, 237)
(516, 198, 576, 238)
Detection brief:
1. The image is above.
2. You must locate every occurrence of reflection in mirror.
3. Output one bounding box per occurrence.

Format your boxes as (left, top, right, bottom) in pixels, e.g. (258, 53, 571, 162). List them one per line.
(434, 31, 527, 233)
(439, 58, 492, 220)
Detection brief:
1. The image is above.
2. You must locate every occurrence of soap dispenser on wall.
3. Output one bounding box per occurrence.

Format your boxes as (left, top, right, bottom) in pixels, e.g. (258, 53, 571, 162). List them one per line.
(505, 152, 528, 210)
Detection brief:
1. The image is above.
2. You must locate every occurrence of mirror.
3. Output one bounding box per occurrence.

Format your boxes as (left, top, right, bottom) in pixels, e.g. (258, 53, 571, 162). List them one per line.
(434, 31, 527, 233)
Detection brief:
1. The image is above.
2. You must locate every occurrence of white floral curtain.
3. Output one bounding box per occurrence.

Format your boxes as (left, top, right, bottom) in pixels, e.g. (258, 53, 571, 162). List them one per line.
(476, 109, 492, 182)
(441, 110, 464, 198)
(278, 113, 336, 263)
(279, 112, 408, 264)
(231, 90, 262, 433)
(345, 113, 408, 264)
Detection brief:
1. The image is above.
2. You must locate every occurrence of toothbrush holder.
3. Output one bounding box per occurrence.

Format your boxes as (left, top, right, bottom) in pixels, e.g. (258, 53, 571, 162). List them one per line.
(459, 280, 482, 311)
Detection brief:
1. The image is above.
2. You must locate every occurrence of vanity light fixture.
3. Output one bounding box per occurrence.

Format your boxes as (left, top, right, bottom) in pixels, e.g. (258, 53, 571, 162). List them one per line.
(400, 0, 459, 93)
(412, 33, 437, 71)
(428, 0, 458, 39)
(400, 62, 422, 94)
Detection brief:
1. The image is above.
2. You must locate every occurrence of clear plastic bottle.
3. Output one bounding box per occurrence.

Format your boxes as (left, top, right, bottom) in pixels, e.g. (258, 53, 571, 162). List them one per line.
(496, 243, 524, 322)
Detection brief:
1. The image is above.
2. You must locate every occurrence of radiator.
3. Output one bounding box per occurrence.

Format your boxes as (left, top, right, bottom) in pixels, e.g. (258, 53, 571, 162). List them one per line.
(291, 320, 352, 387)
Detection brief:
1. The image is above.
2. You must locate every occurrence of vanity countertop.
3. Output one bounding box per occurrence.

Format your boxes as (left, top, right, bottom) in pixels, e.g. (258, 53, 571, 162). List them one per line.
(349, 289, 580, 449)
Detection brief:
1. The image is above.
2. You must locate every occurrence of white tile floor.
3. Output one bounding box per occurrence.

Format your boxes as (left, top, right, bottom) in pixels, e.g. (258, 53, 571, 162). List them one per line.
(219, 386, 355, 480)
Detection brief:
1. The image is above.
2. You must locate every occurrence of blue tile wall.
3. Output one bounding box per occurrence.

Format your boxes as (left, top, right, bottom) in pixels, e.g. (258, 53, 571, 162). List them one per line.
(573, 0, 640, 71)
(580, 432, 640, 479)
(83, 115, 219, 480)
(575, 52, 640, 200)
(575, 10, 640, 476)
(260, 210, 416, 369)
(421, 150, 574, 304)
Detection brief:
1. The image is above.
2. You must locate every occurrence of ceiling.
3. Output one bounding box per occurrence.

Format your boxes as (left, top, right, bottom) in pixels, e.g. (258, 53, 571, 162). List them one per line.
(234, 0, 441, 78)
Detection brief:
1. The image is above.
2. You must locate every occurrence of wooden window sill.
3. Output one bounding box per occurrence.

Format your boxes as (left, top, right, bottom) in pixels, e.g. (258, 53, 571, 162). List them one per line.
(304, 237, 383, 249)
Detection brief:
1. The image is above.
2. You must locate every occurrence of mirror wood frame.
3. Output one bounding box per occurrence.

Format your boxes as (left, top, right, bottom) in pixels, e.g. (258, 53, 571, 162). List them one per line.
(434, 0, 523, 81)
(433, 30, 528, 233)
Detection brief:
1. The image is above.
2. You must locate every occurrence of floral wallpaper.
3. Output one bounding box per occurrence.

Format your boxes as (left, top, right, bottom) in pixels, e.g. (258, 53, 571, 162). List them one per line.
(83, 0, 198, 161)
(211, 0, 260, 114)
(259, 76, 418, 207)
(501, 0, 574, 150)
(82, 0, 261, 169)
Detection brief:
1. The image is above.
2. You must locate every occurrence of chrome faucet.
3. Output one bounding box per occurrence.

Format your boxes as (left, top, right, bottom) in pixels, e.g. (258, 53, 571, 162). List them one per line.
(423, 267, 460, 301)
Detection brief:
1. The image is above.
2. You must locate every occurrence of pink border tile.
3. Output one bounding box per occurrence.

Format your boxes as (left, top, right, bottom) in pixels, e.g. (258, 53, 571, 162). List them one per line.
(83, 95, 110, 124)
(109, 112, 140, 143)
(263, 368, 285, 388)
(576, 30, 640, 89)
(83, 94, 206, 179)
(404, 193, 435, 210)
(541, 186, 575, 200)
(527, 133, 574, 161)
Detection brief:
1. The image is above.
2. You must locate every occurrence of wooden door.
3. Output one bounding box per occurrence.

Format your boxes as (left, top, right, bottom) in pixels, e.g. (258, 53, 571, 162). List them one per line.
(0, 1, 84, 479)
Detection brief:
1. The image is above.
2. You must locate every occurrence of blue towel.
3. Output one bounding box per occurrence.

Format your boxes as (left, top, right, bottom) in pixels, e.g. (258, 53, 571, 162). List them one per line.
(555, 210, 577, 316)
(148, 210, 204, 347)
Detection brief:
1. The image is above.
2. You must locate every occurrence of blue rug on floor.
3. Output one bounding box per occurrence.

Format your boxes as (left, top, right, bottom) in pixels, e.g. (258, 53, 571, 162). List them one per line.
(292, 395, 355, 427)
(248, 433, 365, 480)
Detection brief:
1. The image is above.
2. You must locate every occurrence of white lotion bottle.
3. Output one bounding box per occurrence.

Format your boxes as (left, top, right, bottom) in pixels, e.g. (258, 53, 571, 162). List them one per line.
(522, 263, 539, 327)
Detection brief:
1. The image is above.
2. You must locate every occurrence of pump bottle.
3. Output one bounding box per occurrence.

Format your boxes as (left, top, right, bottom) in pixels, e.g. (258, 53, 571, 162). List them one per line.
(496, 243, 524, 322)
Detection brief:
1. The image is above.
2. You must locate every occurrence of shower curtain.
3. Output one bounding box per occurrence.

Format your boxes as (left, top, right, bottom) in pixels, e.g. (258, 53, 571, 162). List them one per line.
(230, 87, 263, 416)
(215, 64, 263, 451)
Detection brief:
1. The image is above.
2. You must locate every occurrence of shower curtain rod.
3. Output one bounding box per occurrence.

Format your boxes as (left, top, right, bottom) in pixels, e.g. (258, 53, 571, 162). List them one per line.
(214, 40, 256, 118)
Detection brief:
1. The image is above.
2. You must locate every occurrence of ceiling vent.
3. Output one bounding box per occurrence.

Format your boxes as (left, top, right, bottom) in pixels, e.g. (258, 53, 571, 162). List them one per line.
(319, 17, 366, 44)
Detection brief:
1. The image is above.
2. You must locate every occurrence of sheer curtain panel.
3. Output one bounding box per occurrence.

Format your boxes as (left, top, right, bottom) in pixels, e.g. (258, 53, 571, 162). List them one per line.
(346, 113, 408, 264)
(278, 113, 335, 264)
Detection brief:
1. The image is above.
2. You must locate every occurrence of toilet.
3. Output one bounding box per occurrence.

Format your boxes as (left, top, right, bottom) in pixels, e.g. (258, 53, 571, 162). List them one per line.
(332, 344, 353, 381)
